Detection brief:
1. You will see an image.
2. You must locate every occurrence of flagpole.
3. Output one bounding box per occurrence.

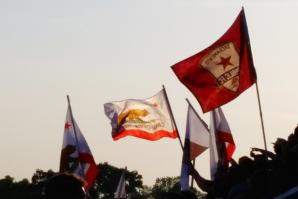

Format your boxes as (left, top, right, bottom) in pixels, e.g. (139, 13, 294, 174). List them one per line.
(190, 159, 195, 189)
(255, 82, 268, 151)
(185, 99, 209, 131)
(162, 85, 184, 151)
(66, 95, 85, 177)
(209, 109, 220, 180)
(242, 8, 268, 152)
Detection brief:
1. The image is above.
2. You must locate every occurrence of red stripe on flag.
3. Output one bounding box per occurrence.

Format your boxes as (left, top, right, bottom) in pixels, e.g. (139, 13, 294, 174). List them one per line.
(84, 164, 98, 191)
(112, 129, 178, 141)
(217, 131, 235, 144)
(79, 153, 96, 164)
(226, 143, 236, 161)
(217, 131, 235, 162)
(78, 153, 98, 191)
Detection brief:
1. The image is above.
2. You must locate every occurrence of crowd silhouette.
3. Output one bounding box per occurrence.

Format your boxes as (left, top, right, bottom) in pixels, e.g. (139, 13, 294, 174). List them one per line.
(189, 126, 298, 199)
(42, 173, 86, 199)
(38, 127, 298, 199)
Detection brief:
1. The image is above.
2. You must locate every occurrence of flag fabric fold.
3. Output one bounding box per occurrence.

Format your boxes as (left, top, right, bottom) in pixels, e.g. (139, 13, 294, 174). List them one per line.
(114, 169, 127, 199)
(209, 107, 235, 180)
(104, 89, 178, 141)
(180, 103, 210, 190)
(186, 104, 210, 160)
(172, 8, 256, 113)
(60, 106, 98, 191)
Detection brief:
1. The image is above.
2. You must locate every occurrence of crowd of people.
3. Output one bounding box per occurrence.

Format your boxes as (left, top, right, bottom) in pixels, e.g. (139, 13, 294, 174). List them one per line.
(41, 173, 86, 199)
(40, 126, 298, 199)
(190, 126, 298, 199)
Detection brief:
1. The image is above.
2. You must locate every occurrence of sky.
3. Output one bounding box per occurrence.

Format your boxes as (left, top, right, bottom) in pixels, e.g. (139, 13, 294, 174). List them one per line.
(1, 0, 298, 187)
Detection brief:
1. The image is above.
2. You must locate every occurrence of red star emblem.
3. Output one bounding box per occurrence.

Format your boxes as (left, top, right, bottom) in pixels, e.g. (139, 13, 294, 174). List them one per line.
(216, 56, 233, 70)
(64, 122, 72, 129)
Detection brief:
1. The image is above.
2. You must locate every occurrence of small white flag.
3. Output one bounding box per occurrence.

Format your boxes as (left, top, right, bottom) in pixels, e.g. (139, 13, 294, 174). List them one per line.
(114, 169, 127, 199)
(180, 103, 209, 190)
(60, 104, 98, 191)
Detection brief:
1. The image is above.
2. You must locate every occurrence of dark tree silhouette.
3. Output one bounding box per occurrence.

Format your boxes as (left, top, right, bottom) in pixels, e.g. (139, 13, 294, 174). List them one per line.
(0, 175, 32, 199)
(94, 162, 144, 199)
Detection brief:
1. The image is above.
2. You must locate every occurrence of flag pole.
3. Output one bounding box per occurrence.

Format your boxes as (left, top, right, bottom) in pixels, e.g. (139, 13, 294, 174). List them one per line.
(190, 159, 195, 189)
(255, 82, 268, 151)
(66, 95, 85, 177)
(185, 99, 209, 131)
(162, 85, 184, 151)
(242, 8, 268, 151)
(209, 109, 220, 180)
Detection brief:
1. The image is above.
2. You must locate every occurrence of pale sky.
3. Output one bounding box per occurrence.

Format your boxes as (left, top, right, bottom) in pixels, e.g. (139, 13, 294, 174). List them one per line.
(1, 0, 298, 187)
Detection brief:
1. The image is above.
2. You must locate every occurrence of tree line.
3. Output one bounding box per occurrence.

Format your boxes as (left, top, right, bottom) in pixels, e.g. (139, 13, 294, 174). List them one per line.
(0, 162, 205, 199)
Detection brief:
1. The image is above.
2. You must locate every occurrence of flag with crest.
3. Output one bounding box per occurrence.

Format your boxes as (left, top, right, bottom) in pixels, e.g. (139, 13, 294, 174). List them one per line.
(172, 8, 256, 113)
(104, 89, 177, 141)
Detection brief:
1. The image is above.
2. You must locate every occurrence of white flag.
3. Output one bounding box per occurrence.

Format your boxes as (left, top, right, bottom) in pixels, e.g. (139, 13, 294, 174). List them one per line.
(114, 170, 127, 199)
(209, 107, 235, 180)
(104, 89, 177, 141)
(180, 104, 210, 190)
(60, 105, 98, 191)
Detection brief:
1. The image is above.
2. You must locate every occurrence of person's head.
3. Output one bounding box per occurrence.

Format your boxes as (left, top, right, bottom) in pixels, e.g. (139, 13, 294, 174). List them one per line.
(43, 173, 86, 199)
(273, 138, 287, 154)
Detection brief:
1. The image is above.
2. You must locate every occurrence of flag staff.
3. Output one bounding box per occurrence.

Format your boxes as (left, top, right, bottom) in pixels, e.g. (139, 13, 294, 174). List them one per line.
(162, 85, 184, 151)
(242, 7, 268, 151)
(66, 95, 85, 176)
(255, 82, 268, 151)
(190, 159, 195, 189)
(185, 99, 209, 131)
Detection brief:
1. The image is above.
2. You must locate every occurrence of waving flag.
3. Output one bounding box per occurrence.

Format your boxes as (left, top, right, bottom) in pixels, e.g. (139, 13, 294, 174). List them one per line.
(60, 100, 98, 191)
(180, 103, 210, 190)
(172, 8, 256, 113)
(104, 89, 177, 141)
(209, 107, 235, 179)
(185, 104, 210, 160)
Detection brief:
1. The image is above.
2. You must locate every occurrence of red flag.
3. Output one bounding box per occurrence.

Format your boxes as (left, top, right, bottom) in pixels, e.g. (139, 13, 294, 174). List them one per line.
(172, 8, 256, 113)
(60, 106, 98, 191)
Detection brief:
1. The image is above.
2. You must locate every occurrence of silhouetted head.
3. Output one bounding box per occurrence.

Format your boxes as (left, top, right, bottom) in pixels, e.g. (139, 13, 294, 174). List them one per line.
(273, 138, 287, 154)
(294, 126, 298, 136)
(43, 173, 86, 199)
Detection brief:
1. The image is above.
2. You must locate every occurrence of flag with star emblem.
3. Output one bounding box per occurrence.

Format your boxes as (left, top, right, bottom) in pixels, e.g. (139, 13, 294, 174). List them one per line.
(60, 102, 98, 191)
(171, 8, 256, 113)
